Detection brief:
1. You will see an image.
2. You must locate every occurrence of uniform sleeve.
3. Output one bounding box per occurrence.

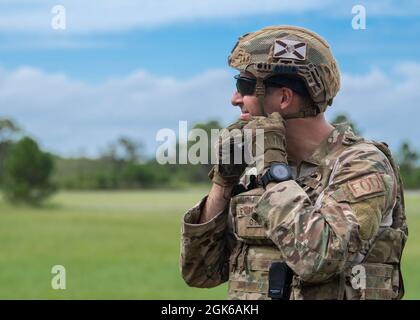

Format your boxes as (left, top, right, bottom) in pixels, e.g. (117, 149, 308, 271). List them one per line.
(180, 196, 236, 288)
(253, 143, 397, 284)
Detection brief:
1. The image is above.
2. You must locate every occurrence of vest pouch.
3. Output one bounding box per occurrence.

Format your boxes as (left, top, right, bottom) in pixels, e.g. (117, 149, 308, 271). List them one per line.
(228, 245, 283, 300)
(345, 263, 394, 300)
(230, 187, 272, 245)
(290, 275, 342, 300)
(364, 228, 407, 264)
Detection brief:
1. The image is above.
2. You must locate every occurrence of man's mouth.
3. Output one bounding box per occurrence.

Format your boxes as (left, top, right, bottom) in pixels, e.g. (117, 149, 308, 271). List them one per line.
(240, 110, 250, 120)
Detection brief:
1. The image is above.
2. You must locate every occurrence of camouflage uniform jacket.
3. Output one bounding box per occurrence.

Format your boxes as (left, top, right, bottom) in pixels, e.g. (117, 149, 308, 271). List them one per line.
(180, 124, 408, 300)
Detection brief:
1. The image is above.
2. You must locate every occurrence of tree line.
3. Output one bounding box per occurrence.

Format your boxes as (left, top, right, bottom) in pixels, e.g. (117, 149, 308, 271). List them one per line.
(0, 115, 419, 206)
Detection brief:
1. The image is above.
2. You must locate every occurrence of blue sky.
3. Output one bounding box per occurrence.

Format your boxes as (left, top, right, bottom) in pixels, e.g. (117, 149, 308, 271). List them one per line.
(0, 0, 419, 157)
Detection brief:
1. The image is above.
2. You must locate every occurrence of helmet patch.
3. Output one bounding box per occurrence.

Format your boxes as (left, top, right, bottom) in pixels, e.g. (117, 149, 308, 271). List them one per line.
(273, 38, 307, 61)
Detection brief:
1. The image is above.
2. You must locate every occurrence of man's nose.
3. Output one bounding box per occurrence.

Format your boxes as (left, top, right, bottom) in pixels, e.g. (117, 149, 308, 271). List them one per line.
(231, 91, 243, 106)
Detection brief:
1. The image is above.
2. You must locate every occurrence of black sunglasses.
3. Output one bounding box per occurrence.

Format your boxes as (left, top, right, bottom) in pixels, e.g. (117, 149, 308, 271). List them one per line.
(234, 74, 309, 97)
(234, 75, 287, 96)
(234, 75, 258, 96)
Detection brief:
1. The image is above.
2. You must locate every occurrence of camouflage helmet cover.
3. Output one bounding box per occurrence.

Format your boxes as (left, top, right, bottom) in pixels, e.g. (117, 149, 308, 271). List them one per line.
(228, 25, 341, 114)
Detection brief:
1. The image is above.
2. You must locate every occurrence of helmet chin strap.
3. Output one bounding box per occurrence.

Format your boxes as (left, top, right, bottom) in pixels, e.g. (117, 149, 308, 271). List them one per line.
(255, 78, 267, 117)
(283, 108, 319, 120)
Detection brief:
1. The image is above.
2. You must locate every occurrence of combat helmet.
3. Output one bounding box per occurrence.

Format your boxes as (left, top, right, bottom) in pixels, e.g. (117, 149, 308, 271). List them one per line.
(228, 25, 340, 119)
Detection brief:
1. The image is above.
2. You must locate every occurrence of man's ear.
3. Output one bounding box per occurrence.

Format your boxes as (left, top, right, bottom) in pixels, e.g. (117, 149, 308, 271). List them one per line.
(279, 88, 294, 110)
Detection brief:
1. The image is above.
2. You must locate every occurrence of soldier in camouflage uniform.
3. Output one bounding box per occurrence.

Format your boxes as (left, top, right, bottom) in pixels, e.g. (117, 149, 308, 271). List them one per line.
(180, 26, 408, 300)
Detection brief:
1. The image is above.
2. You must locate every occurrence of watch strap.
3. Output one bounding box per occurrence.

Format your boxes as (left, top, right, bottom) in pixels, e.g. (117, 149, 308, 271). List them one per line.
(261, 164, 292, 189)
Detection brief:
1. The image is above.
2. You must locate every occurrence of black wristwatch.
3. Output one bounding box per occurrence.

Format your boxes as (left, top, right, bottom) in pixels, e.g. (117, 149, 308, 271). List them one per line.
(261, 163, 292, 189)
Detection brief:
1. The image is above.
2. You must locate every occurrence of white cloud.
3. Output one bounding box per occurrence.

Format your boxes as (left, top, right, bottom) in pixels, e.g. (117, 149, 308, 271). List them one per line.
(0, 61, 419, 157)
(0, 0, 418, 34)
(330, 61, 420, 151)
(0, 66, 238, 157)
(0, 0, 327, 33)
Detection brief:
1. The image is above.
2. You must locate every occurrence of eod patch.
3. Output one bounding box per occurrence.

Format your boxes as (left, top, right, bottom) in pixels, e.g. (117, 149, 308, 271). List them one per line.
(347, 173, 384, 199)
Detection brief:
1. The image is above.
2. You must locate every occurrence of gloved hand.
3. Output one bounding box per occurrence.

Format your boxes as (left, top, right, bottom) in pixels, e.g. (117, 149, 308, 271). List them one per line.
(208, 119, 249, 187)
(243, 112, 287, 174)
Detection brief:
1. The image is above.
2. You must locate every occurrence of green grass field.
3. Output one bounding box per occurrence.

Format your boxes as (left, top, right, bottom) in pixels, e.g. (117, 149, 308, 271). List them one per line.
(0, 189, 418, 299)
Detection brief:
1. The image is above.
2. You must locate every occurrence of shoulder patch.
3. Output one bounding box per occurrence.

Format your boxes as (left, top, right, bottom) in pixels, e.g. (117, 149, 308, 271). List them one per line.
(347, 173, 384, 199)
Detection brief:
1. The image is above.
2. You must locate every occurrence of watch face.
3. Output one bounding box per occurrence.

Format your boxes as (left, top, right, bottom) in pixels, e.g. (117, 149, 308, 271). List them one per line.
(271, 164, 291, 180)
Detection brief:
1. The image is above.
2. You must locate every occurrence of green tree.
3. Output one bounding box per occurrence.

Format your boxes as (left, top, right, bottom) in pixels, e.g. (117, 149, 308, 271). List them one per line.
(0, 118, 20, 184)
(2, 136, 56, 205)
(117, 136, 144, 163)
(398, 141, 418, 170)
(397, 141, 420, 189)
(0, 118, 20, 142)
(174, 120, 223, 184)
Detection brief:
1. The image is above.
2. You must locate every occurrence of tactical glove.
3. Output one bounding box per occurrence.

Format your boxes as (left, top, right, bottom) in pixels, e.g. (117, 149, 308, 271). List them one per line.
(243, 112, 287, 173)
(209, 119, 249, 187)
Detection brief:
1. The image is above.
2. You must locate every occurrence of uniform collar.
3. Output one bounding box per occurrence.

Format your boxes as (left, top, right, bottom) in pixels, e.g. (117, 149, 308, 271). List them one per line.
(290, 123, 354, 167)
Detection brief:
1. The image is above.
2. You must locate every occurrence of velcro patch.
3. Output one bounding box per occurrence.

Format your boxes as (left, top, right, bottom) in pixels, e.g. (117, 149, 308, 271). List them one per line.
(273, 38, 307, 61)
(347, 173, 384, 199)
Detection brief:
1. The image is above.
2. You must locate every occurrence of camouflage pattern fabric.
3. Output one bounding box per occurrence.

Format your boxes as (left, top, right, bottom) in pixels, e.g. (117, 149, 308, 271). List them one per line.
(228, 26, 341, 116)
(243, 112, 287, 173)
(208, 119, 250, 187)
(180, 124, 407, 299)
(180, 196, 235, 288)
